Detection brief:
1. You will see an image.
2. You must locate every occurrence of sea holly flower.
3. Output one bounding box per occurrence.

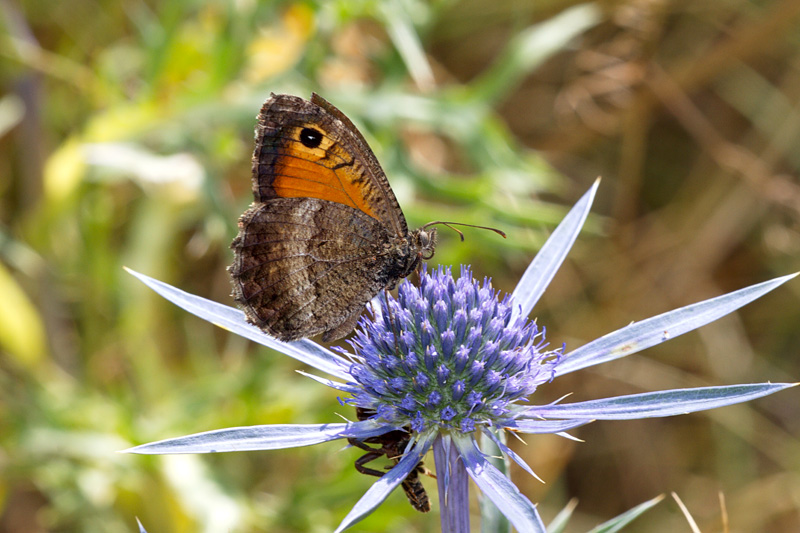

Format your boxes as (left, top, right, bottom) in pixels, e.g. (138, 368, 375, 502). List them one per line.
(124, 180, 797, 532)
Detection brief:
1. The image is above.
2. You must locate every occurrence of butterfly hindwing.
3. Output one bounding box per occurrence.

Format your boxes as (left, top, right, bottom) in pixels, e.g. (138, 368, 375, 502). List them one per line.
(230, 197, 394, 341)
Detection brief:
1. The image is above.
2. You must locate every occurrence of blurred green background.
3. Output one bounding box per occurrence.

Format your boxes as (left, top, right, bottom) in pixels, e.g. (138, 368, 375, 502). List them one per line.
(2, 0, 800, 531)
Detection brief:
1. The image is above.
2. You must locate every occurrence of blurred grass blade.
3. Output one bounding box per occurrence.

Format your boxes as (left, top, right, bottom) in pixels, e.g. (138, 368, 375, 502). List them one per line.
(585, 495, 664, 533)
(379, 0, 435, 92)
(471, 4, 601, 103)
(546, 499, 578, 533)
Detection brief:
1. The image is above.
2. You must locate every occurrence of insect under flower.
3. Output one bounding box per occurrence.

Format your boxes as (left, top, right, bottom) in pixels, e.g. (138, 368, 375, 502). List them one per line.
(124, 180, 797, 532)
(348, 407, 432, 513)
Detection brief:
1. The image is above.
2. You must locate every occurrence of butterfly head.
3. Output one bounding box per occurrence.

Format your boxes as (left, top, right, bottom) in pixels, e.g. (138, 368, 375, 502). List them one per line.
(415, 227, 437, 261)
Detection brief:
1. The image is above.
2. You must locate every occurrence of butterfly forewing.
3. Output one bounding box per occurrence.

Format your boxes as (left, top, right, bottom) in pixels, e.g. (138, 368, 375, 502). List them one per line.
(252, 94, 408, 236)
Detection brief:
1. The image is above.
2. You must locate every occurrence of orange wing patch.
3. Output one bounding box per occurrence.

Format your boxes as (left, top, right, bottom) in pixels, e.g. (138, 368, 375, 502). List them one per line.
(254, 120, 379, 221)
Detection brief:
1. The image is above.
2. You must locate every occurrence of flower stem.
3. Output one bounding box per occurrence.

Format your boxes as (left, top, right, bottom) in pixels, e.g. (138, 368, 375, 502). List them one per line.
(434, 433, 470, 533)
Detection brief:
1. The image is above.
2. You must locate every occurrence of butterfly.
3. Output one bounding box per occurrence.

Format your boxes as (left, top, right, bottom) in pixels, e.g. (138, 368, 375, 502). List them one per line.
(229, 93, 437, 342)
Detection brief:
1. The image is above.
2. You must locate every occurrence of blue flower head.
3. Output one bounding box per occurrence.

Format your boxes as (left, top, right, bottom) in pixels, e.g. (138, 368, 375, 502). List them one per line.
(343, 265, 561, 435)
(124, 181, 797, 533)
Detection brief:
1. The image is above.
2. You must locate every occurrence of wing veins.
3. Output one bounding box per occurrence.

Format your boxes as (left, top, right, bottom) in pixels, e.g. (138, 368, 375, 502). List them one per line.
(243, 250, 381, 297)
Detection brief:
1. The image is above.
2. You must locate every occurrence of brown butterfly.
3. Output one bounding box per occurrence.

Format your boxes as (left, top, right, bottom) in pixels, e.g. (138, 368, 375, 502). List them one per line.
(229, 93, 437, 342)
(347, 407, 431, 513)
(230, 93, 503, 342)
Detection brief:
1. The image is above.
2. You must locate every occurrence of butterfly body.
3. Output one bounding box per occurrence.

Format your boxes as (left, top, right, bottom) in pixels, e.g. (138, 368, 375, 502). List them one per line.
(230, 94, 436, 341)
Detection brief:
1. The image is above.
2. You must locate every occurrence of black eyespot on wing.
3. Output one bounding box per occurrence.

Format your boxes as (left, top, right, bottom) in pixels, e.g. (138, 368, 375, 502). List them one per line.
(299, 127, 323, 148)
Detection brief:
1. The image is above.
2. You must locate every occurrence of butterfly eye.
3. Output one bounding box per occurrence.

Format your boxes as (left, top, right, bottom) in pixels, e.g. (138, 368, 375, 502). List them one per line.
(299, 127, 323, 148)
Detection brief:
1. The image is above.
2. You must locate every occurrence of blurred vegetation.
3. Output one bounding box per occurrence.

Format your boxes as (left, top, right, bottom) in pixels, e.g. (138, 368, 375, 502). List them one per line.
(2, 0, 800, 532)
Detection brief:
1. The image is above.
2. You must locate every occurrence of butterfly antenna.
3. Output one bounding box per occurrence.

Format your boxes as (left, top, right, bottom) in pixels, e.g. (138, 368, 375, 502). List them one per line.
(421, 221, 506, 242)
